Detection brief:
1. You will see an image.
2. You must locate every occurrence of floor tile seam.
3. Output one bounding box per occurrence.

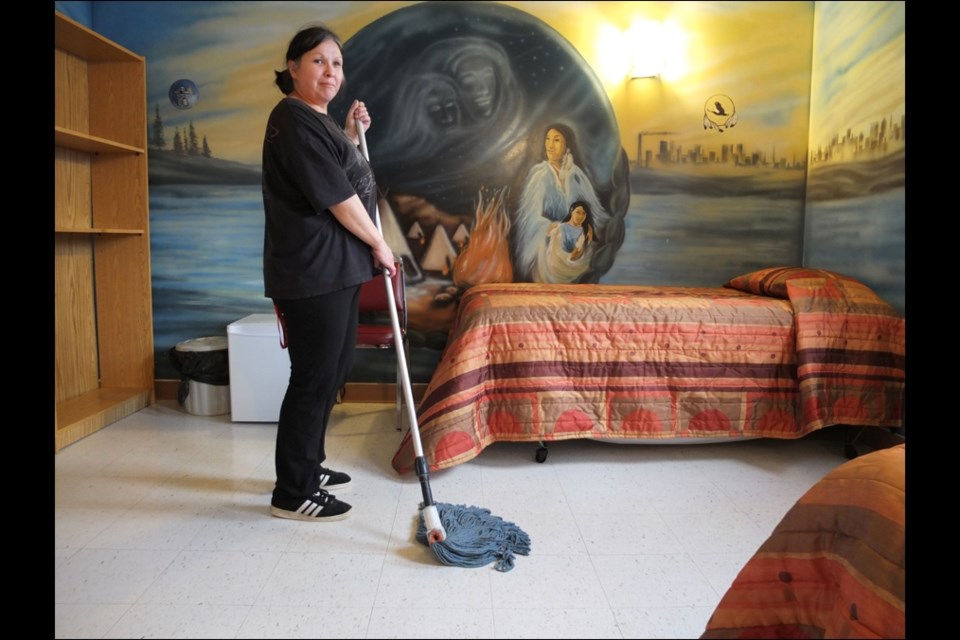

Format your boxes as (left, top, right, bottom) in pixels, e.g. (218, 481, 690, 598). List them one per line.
(590, 549, 723, 617)
(126, 548, 284, 607)
(683, 548, 731, 602)
(55, 600, 136, 639)
(54, 593, 141, 607)
(227, 602, 258, 638)
(106, 471, 204, 513)
(229, 548, 287, 608)
(112, 601, 256, 639)
(360, 570, 380, 640)
(369, 493, 408, 638)
(576, 509, 683, 556)
(659, 508, 759, 557)
(536, 456, 592, 560)
(54, 465, 117, 479)
(610, 603, 716, 611)
(179, 512, 255, 554)
(485, 558, 501, 638)
(59, 510, 146, 553)
(581, 551, 631, 640)
(59, 548, 181, 607)
(81, 538, 209, 553)
(489, 606, 626, 640)
(55, 506, 129, 551)
(228, 603, 374, 640)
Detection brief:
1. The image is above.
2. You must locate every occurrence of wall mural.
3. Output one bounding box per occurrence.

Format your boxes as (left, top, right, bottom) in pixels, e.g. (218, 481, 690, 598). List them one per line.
(804, 0, 905, 313)
(329, 2, 630, 347)
(56, 0, 903, 384)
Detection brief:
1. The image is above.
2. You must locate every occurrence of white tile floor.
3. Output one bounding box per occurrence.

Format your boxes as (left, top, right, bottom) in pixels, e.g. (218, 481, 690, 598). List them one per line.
(55, 400, 858, 639)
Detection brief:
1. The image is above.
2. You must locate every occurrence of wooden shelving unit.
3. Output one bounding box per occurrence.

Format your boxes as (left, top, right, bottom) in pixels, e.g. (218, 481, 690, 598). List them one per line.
(55, 11, 155, 452)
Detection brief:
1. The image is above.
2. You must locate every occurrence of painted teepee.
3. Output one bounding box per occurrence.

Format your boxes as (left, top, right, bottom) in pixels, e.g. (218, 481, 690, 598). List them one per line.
(451, 223, 470, 249)
(420, 224, 459, 278)
(378, 197, 424, 283)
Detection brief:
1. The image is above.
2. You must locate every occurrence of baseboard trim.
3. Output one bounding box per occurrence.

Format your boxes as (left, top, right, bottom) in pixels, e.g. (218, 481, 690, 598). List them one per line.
(155, 379, 180, 401)
(154, 379, 426, 404)
(340, 382, 427, 404)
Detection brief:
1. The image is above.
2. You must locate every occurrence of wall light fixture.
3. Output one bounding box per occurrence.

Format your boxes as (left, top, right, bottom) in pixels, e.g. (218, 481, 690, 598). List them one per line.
(627, 19, 665, 79)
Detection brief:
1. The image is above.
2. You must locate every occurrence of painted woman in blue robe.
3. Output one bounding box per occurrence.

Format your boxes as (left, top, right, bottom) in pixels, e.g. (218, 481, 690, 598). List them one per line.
(512, 123, 610, 282)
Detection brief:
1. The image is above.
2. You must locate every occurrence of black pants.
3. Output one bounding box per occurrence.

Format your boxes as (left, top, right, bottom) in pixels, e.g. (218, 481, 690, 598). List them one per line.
(272, 285, 360, 501)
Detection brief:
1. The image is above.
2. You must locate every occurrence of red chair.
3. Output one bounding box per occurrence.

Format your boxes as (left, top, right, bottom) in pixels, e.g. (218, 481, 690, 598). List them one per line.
(355, 258, 407, 430)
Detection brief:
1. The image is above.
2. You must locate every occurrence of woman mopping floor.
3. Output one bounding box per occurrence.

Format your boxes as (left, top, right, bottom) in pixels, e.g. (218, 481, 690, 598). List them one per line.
(356, 120, 531, 572)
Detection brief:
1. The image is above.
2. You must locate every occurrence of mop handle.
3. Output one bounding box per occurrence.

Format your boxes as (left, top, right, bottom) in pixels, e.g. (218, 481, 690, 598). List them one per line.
(355, 123, 382, 235)
(355, 119, 427, 461)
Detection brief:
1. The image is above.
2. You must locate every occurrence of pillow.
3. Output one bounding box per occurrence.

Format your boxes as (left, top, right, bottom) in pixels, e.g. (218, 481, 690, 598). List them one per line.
(784, 277, 900, 318)
(724, 266, 857, 299)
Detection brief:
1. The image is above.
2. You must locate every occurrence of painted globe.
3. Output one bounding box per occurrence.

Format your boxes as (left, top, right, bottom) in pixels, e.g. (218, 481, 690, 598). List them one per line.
(169, 79, 199, 110)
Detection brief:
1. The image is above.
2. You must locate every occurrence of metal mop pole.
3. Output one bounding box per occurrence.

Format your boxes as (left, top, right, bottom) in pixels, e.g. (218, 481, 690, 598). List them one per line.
(356, 119, 447, 544)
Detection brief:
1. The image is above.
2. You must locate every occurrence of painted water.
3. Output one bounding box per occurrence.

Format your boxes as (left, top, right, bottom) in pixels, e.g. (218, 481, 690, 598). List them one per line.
(150, 183, 901, 381)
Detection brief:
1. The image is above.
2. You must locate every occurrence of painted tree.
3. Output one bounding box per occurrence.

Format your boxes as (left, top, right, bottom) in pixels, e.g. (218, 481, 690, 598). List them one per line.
(173, 127, 184, 155)
(150, 104, 166, 149)
(187, 122, 200, 156)
(202, 135, 212, 158)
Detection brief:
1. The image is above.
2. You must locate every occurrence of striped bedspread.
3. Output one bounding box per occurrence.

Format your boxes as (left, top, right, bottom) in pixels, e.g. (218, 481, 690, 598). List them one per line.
(701, 443, 905, 639)
(392, 281, 905, 473)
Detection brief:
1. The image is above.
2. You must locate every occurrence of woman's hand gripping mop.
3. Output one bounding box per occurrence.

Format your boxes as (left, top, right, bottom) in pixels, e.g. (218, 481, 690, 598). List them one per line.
(355, 118, 531, 572)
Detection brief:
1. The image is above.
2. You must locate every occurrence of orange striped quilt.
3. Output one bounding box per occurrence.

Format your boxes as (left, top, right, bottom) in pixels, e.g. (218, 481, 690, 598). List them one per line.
(701, 444, 905, 639)
(392, 281, 905, 472)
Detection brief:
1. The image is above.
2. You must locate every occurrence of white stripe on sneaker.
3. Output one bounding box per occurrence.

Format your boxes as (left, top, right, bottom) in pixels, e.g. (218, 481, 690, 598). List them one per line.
(300, 500, 320, 516)
(317, 467, 351, 489)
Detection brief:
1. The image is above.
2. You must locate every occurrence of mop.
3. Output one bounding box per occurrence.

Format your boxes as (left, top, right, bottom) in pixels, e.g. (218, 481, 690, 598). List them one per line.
(356, 118, 531, 572)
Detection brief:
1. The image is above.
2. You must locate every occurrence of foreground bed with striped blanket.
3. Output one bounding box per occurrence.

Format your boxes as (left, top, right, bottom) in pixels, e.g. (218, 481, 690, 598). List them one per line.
(701, 443, 905, 638)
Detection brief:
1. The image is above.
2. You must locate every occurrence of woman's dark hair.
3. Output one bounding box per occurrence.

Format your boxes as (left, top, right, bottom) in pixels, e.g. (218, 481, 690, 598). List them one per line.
(565, 200, 593, 240)
(543, 122, 583, 165)
(274, 25, 344, 95)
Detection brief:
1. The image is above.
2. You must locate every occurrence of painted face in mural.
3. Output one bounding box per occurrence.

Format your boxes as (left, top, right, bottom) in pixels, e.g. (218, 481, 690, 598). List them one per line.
(570, 204, 587, 226)
(545, 128, 568, 167)
(288, 38, 343, 111)
(453, 55, 497, 120)
(424, 82, 460, 129)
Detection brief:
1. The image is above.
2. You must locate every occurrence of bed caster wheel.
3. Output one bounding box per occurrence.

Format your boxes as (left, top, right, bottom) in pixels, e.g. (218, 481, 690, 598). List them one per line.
(844, 443, 858, 460)
(535, 445, 548, 463)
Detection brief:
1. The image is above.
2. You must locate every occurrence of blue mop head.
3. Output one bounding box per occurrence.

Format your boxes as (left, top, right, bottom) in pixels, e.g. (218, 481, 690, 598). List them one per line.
(416, 503, 532, 572)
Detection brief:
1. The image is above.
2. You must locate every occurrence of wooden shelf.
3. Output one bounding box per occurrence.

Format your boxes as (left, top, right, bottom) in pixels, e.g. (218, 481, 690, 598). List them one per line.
(55, 388, 153, 452)
(56, 227, 145, 235)
(55, 12, 142, 63)
(55, 11, 154, 453)
(55, 126, 144, 155)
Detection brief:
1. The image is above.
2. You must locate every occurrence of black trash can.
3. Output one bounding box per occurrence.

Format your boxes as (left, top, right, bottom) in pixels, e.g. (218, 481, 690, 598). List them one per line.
(168, 336, 231, 415)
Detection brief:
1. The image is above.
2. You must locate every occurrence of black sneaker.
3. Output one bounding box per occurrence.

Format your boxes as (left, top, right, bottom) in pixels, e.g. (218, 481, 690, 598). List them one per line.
(270, 489, 352, 521)
(318, 466, 352, 490)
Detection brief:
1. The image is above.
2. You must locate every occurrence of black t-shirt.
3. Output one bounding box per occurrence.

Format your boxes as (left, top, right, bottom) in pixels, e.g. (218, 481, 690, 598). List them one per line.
(262, 97, 379, 300)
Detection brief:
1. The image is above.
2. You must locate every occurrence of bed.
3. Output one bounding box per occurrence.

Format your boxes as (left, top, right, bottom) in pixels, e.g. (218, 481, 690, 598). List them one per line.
(700, 443, 905, 639)
(392, 267, 906, 473)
